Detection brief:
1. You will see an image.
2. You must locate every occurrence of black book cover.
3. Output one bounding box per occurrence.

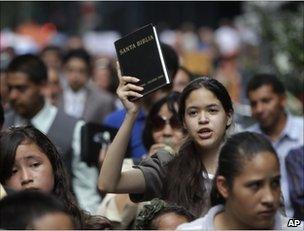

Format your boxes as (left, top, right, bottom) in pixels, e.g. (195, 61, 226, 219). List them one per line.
(114, 23, 170, 100)
(80, 123, 131, 166)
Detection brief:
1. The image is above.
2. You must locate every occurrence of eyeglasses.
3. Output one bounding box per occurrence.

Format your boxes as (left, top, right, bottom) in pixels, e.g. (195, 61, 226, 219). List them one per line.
(152, 115, 181, 131)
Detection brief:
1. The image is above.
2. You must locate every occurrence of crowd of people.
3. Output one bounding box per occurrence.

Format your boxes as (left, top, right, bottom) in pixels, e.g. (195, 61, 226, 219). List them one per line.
(0, 22, 303, 230)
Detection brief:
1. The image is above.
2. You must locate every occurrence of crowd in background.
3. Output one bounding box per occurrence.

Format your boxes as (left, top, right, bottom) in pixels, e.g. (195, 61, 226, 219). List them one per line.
(0, 12, 303, 230)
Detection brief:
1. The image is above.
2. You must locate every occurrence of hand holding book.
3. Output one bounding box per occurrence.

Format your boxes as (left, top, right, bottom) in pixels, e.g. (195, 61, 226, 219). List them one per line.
(114, 23, 171, 101)
(116, 62, 143, 115)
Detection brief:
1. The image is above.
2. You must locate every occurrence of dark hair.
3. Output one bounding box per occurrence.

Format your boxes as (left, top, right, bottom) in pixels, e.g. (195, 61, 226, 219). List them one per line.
(134, 198, 194, 230)
(63, 48, 92, 75)
(210, 132, 279, 206)
(6, 54, 48, 84)
(0, 190, 77, 229)
(161, 43, 179, 80)
(165, 77, 234, 217)
(142, 91, 182, 150)
(178, 76, 233, 124)
(246, 73, 285, 97)
(0, 126, 112, 229)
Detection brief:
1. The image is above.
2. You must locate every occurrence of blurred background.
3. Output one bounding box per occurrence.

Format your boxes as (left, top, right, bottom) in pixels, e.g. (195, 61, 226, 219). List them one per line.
(1, 1, 303, 116)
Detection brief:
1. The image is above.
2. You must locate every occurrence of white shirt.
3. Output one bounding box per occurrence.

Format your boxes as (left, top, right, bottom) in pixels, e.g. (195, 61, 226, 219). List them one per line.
(14, 102, 57, 134)
(177, 204, 301, 230)
(63, 87, 87, 119)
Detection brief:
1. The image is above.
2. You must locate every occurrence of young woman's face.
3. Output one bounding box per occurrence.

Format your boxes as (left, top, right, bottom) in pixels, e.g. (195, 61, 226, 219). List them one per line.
(5, 141, 55, 193)
(152, 103, 184, 150)
(183, 88, 231, 151)
(224, 152, 281, 229)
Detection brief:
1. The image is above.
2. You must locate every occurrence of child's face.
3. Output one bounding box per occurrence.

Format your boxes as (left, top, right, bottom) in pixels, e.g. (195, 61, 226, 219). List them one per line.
(5, 141, 54, 193)
(183, 88, 231, 151)
(225, 152, 281, 229)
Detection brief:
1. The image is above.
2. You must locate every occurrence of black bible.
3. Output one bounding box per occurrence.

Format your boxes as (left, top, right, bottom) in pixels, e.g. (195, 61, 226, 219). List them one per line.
(114, 23, 171, 100)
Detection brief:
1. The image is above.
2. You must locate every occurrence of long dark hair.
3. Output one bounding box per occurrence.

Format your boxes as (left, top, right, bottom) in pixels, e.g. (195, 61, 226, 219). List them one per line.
(0, 126, 111, 229)
(164, 77, 234, 217)
(142, 91, 182, 150)
(210, 131, 279, 206)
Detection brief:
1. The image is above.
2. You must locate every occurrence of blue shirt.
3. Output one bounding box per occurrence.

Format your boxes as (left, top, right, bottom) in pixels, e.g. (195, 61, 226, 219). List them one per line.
(247, 114, 304, 218)
(103, 108, 147, 159)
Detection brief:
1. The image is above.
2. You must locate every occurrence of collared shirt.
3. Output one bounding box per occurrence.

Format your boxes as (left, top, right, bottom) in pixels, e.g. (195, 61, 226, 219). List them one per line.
(13, 102, 57, 133)
(11, 102, 101, 214)
(247, 114, 304, 218)
(63, 86, 87, 119)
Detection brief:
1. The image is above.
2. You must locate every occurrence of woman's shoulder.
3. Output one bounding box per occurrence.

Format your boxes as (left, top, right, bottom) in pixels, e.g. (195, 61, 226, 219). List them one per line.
(176, 217, 205, 230)
(153, 149, 175, 164)
(177, 205, 224, 230)
(138, 149, 175, 168)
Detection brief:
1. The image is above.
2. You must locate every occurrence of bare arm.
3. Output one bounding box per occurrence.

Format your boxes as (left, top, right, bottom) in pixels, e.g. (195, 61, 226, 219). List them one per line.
(98, 63, 146, 194)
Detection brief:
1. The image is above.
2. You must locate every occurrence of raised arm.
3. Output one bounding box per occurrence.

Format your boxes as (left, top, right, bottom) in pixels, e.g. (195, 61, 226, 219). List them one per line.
(98, 63, 146, 194)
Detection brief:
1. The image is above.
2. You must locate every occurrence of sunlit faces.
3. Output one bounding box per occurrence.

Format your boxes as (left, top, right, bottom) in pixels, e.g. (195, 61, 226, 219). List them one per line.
(154, 213, 189, 230)
(28, 212, 75, 230)
(7, 72, 45, 118)
(64, 57, 89, 92)
(183, 88, 231, 150)
(248, 85, 286, 130)
(5, 141, 54, 193)
(152, 103, 184, 151)
(219, 152, 281, 229)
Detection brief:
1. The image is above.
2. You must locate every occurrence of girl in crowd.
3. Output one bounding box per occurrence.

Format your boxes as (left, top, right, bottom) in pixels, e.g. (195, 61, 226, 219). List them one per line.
(99, 64, 233, 217)
(97, 92, 185, 229)
(178, 132, 288, 230)
(0, 126, 111, 229)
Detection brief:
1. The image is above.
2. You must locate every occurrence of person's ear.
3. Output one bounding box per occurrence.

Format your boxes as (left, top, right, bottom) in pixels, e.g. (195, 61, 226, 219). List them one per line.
(226, 112, 233, 128)
(216, 176, 230, 199)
